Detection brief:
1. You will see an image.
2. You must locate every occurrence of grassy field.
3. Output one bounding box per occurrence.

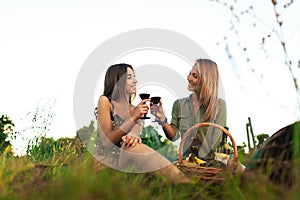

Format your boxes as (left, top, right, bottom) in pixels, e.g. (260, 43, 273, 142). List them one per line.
(1, 143, 300, 200)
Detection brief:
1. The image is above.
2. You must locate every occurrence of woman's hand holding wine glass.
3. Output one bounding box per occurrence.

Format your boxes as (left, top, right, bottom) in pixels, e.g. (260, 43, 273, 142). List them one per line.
(138, 93, 151, 119)
(130, 98, 150, 121)
(150, 96, 161, 122)
(150, 98, 166, 122)
(136, 93, 165, 122)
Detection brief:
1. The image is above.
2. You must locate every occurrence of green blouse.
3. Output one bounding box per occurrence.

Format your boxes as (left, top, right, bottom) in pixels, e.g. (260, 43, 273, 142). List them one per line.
(170, 94, 227, 160)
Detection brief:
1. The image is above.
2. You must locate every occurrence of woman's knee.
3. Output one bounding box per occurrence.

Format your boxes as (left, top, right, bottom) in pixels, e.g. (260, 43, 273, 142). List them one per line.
(123, 143, 153, 153)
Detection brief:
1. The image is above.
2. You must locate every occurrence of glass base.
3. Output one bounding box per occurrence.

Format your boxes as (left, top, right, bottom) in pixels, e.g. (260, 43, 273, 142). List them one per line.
(140, 116, 150, 119)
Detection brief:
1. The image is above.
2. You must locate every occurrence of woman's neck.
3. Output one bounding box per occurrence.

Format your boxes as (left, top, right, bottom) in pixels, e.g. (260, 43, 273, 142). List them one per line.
(191, 92, 200, 117)
(191, 92, 200, 104)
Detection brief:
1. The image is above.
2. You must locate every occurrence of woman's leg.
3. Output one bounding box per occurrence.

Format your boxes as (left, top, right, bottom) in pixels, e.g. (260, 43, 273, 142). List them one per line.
(119, 143, 190, 184)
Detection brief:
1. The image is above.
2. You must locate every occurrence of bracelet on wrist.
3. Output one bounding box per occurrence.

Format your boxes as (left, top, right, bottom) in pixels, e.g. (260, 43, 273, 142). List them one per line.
(158, 117, 167, 126)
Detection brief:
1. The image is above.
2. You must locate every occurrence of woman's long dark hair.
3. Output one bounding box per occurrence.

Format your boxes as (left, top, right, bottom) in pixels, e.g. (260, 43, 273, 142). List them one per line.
(103, 63, 135, 103)
(95, 63, 135, 119)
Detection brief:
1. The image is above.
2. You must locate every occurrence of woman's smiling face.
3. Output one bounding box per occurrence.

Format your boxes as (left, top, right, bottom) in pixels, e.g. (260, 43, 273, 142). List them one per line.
(125, 67, 137, 95)
(187, 65, 201, 93)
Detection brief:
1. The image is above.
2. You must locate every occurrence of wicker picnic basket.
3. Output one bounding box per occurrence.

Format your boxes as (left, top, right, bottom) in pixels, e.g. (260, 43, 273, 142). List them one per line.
(174, 122, 238, 182)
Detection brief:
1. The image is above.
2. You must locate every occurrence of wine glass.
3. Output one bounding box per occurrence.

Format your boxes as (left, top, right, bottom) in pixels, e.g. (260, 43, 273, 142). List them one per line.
(139, 93, 150, 119)
(150, 96, 161, 122)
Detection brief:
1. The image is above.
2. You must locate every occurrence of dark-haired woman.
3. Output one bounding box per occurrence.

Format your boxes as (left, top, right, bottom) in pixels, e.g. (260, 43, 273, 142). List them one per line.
(95, 63, 189, 184)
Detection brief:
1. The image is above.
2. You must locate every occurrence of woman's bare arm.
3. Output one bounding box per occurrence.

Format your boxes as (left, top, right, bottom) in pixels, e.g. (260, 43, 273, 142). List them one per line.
(97, 96, 135, 147)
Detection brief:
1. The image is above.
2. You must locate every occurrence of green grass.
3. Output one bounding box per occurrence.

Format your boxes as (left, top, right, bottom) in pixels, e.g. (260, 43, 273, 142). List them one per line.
(0, 153, 203, 200)
(1, 139, 300, 200)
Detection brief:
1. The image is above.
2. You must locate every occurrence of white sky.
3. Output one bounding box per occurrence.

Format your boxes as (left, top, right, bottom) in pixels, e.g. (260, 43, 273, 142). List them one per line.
(0, 0, 299, 155)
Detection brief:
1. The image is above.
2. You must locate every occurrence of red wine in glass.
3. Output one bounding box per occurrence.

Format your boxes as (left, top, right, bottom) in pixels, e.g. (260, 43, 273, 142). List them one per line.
(139, 93, 150, 119)
(150, 96, 161, 122)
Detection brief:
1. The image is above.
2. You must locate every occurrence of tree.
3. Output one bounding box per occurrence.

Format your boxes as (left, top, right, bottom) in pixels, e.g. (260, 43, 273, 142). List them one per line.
(0, 114, 14, 154)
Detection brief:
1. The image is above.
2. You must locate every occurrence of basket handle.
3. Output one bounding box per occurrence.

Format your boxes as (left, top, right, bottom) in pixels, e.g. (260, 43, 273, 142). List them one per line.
(178, 122, 238, 172)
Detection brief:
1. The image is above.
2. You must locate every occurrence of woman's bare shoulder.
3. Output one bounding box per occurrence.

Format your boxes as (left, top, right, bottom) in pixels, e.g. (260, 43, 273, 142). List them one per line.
(98, 96, 111, 108)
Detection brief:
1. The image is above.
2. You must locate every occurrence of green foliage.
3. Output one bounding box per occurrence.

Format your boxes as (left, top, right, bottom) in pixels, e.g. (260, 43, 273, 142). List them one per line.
(140, 125, 167, 150)
(256, 133, 270, 148)
(0, 114, 14, 155)
(76, 120, 97, 148)
(26, 136, 86, 163)
(293, 122, 300, 166)
(140, 125, 178, 161)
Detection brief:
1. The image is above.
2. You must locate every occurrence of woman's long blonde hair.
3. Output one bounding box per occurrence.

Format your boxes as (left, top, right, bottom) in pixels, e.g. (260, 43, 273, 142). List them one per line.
(194, 59, 219, 122)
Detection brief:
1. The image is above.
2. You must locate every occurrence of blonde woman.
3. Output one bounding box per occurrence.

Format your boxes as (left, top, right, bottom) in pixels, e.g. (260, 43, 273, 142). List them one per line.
(151, 59, 227, 160)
